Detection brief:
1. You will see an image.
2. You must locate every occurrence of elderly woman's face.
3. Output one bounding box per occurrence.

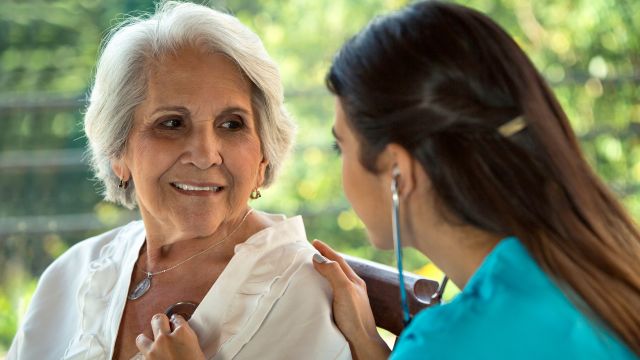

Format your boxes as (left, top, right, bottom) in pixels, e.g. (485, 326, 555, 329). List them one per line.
(114, 47, 265, 239)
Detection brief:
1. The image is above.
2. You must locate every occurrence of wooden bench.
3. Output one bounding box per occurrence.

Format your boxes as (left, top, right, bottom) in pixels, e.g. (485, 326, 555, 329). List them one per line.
(343, 254, 444, 336)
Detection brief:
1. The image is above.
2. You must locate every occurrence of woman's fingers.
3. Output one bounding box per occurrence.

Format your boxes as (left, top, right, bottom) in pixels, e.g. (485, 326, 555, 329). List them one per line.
(312, 238, 342, 261)
(312, 251, 352, 290)
(151, 313, 171, 339)
(137, 314, 205, 360)
(312, 238, 336, 258)
(313, 239, 361, 283)
(311, 239, 389, 359)
(169, 314, 187, 331)
(135, 333, 153, 353)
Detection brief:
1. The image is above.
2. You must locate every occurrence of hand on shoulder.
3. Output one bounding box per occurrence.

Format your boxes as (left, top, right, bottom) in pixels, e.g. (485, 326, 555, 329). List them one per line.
(312, 240, 390, 360)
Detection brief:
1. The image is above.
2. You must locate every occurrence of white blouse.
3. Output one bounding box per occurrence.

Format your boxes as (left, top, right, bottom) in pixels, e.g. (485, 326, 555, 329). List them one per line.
(8, 213, 351, 359)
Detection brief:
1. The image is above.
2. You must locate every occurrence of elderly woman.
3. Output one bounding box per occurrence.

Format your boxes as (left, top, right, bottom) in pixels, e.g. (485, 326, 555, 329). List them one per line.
(8, 2, 349, 359)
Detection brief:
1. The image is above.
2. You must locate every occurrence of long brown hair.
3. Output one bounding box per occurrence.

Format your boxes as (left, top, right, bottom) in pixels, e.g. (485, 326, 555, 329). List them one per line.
(327, 1, 640, 353)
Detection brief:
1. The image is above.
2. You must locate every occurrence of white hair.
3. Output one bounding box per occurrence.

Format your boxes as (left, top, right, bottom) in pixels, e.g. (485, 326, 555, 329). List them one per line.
(84, 1, 295, 209)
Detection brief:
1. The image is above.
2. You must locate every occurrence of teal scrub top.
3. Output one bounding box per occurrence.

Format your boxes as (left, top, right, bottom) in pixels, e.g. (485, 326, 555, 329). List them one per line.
(390, 237, 637, 359)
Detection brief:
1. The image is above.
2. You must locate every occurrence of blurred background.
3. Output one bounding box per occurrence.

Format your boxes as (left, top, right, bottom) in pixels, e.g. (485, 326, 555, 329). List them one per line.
(0, 0, 638, 354)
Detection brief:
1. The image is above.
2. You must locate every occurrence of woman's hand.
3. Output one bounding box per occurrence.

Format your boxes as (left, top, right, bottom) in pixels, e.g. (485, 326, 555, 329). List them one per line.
(134, 313, 205, 360)
(312, 240, 391, 360)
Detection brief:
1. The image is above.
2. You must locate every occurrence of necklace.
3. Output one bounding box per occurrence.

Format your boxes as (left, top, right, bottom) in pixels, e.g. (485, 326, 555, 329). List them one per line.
(128, 208, 254, 300)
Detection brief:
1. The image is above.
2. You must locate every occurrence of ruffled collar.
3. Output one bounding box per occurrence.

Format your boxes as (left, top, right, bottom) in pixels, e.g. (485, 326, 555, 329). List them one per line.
(63, 221, 145, 359)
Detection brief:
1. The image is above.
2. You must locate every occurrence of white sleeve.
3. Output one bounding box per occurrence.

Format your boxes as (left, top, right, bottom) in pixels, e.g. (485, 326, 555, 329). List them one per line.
(6, 252, 84, 360)
(6, 328, 23, 360)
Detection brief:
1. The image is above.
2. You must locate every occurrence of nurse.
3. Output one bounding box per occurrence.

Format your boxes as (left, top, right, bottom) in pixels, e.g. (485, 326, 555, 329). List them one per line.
(312, 1, 640, 358)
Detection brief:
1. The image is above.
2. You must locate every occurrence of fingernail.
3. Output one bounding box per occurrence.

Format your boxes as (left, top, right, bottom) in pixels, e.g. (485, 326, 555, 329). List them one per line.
(313, 253, 329, 264)
(136, 334, 144, 343)
(153, 313, 163, 320)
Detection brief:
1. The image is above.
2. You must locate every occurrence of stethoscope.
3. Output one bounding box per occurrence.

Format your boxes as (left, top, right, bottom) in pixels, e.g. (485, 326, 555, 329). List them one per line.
(391, 168, 449, 327)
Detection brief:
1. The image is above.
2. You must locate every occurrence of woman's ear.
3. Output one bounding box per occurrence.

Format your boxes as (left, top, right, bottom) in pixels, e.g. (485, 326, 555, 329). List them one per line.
(380, 143, 421, 200)
(256, 157, 268, 187)
(111, 158, 130, 181)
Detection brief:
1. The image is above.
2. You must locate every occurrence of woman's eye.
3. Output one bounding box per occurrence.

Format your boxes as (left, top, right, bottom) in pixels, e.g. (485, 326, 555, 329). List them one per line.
(332, 141, 342, 155)
(220, 116, 244, 130)
(159, 118, 183, 129)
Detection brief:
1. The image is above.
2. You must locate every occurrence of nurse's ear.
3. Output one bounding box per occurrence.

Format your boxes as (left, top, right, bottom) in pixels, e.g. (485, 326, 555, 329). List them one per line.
(379, 143, 425, 200)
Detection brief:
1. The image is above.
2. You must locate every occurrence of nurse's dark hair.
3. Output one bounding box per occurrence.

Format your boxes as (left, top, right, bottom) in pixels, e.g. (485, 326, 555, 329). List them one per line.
(327, 0, 640, 353)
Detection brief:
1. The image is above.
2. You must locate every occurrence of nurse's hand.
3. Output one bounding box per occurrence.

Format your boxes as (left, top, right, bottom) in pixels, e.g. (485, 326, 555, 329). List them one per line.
(312, 240, 391, 360)
(134, 313, 205, 360)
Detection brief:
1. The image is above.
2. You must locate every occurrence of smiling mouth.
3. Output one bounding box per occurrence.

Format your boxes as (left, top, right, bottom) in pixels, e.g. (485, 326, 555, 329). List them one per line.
(171, 182, 224, 192)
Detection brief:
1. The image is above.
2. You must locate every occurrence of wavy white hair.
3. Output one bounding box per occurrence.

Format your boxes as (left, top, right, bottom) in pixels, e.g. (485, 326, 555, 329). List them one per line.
(84, 1, 295, 209)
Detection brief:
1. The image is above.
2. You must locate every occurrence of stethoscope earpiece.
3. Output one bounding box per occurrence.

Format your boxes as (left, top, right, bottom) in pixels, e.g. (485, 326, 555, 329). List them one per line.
(391, 164, 411, 327)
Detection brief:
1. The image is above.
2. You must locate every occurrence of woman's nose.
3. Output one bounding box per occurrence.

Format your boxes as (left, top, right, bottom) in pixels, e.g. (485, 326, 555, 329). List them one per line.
(181, 127, 223, 169)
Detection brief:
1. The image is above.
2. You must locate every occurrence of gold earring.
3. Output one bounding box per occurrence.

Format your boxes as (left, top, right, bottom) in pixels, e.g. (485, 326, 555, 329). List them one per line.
(118, 179, 129, 190)
(250, 188, 262, 200)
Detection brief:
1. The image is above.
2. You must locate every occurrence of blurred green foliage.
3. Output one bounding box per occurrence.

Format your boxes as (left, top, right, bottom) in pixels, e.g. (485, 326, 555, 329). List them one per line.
(0, 0, 638, 353)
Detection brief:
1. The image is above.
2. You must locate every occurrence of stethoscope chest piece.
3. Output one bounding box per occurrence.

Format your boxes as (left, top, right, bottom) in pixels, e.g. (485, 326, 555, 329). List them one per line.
(164, 301, 198, 322)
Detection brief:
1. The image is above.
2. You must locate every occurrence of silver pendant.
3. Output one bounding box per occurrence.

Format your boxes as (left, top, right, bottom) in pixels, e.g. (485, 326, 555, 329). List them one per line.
(128, 275, 151, 300)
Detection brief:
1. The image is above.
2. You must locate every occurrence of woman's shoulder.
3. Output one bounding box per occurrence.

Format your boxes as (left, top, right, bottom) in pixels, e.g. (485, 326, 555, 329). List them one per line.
(203, 213, 350, 359)
(236, 211, 316, 265)
(233, 211, 325, 290)
(242, 211, 307, 244)
(247, 212, 331, 296)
